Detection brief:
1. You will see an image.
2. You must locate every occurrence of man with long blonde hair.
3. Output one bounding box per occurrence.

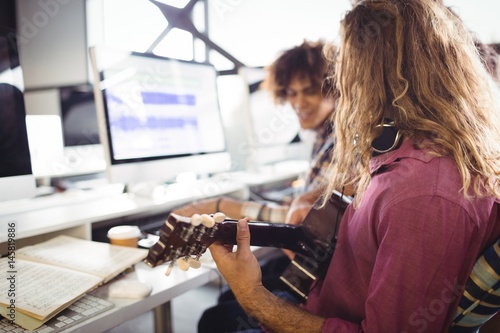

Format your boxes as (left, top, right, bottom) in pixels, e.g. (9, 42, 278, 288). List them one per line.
(208, 0, 500, 332)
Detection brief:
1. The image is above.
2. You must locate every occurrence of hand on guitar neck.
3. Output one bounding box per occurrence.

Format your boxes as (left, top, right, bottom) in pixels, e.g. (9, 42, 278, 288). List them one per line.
(145, 190, 352, 300)
(286, 185, 354, 225)
(144, 211, 322, 275)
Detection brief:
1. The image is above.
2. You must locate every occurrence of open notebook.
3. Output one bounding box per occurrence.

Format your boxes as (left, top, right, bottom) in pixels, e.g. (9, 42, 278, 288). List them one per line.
(0, 235, 147, 330)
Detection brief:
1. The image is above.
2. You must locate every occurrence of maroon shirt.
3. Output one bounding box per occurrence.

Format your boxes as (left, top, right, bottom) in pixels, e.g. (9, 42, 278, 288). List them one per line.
(304, 140, 500, 332)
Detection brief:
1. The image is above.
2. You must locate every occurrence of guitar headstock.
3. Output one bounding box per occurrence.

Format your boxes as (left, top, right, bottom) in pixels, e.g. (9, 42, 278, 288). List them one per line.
(144, 212, 226, 275)
(144, 206, 327, 276)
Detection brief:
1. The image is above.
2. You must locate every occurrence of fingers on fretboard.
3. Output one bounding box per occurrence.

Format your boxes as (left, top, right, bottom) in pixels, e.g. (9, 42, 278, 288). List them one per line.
(164, 212, 226, 276)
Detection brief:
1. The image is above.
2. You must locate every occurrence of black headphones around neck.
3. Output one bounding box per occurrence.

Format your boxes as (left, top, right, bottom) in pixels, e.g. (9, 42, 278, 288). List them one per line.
(371, 119, 402, 155)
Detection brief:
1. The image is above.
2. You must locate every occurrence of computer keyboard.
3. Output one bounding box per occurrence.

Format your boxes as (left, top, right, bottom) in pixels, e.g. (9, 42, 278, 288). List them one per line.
(0, 294, 115, 333)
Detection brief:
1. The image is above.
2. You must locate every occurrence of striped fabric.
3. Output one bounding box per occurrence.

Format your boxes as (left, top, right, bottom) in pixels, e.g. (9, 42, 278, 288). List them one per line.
(449, 239, 500, 333)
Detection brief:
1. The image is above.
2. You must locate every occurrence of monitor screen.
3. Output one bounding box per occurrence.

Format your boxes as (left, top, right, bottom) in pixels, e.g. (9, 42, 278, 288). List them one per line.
(0, 28, 36, 202)
(90, 46, 230, 186)
(60, 84, 100, 147)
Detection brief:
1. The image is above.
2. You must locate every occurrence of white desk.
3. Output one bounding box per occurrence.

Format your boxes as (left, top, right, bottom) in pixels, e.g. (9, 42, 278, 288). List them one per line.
(62, 262, 220, 333)
(0, 163, 313, 247)
(58, 248, 278, 333)
(0, 178, 248, 250)
(0, 178, 247, 333)
(0, 172, 295, 333)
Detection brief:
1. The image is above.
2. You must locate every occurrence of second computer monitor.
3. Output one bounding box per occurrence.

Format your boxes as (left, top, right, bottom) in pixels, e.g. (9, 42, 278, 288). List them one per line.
(0, 27, 36, 202)
(90, 46, 230, 186)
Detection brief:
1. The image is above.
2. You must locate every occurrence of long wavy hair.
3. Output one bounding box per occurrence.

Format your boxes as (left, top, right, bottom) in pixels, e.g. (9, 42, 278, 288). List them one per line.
(323, 0, 500, 206)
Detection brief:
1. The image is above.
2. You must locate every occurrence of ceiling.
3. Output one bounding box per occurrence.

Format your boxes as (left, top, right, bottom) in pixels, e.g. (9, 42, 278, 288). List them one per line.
(206, 0, 499, 67)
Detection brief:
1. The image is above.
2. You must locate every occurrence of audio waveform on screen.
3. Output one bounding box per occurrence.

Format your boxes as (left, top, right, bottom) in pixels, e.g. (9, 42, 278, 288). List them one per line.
(110, 116, 198, 131)
(141, 92, 196, 105)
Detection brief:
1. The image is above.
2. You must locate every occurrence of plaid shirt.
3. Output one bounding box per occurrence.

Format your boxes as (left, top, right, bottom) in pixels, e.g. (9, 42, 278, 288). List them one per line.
(304, 120, 334, 192)
(242, 120, 334, 223)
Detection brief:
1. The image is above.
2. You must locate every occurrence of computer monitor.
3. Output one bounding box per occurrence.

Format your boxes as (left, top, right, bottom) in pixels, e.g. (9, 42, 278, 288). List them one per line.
(89, 46, 231, 189)
(245, 67, 313, 168)
(60, 84, 100, 147)
(0, 28, 36, 202)
(58, 84, 106, 178)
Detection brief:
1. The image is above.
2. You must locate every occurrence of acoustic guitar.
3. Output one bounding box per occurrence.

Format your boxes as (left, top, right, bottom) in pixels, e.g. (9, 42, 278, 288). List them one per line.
(144, 191, 351, 301)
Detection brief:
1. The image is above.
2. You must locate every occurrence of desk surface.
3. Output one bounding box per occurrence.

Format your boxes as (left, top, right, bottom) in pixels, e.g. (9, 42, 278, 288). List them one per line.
(0, 169, 302, 332)
(62, 246, 279, 332)
(0, 164, 309, 243)
(61, 262, 219, 332)
(0, 178, 248, 243)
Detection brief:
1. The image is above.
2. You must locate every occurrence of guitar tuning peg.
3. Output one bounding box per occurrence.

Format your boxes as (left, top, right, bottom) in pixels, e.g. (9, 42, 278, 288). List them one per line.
(188, 258, 201, 269)
(165, 261, 175, 276)
(213, 212, 226, 223)
(177, 258, 190, 271)
(191, 214, 202, 226)
(201, 214, 215, 228)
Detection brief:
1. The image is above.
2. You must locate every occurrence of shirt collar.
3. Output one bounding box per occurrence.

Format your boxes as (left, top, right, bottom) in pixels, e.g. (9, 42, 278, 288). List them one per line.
(369, 139, 435, 175)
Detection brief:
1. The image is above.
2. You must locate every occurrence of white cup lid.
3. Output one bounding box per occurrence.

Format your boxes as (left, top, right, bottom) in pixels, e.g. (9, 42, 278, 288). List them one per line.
(107, 225, 141, 240)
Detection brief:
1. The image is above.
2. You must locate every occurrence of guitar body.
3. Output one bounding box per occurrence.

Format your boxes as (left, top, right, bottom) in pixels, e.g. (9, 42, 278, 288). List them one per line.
(279, 191, 352, 302)
(144, 191, 351, 302)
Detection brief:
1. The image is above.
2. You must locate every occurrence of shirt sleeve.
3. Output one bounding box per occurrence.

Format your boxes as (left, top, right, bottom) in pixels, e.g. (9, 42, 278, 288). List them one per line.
(241, 201, 289, 223)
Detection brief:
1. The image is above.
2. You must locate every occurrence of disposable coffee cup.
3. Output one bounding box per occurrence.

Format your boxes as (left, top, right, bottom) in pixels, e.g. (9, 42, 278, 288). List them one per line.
(107, 225, 141, 248)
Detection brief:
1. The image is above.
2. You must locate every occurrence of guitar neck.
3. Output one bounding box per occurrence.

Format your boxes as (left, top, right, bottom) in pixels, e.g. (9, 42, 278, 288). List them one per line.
(145, 198, 347, 269)
(214, 220, 316, 257)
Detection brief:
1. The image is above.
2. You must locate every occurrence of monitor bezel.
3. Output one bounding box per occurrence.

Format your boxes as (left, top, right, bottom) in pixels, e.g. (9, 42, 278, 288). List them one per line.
(89, 45, 231, 185)
(0, 27, 36, 202)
